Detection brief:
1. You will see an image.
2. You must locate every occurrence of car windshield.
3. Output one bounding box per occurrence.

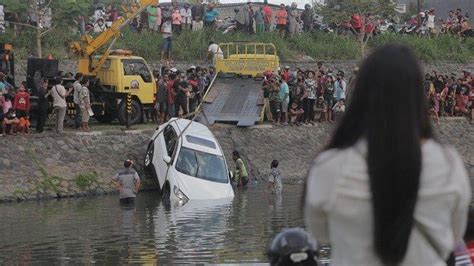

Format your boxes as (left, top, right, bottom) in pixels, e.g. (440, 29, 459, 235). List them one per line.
(175, 147, 228, 183)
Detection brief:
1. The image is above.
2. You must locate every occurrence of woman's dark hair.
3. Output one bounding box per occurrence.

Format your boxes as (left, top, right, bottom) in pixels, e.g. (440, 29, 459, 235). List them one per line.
(232, 150, 240, 158)
(80, 76, 89, 85)
(325, 45, 433, 264)
(271, 160, 279, 168)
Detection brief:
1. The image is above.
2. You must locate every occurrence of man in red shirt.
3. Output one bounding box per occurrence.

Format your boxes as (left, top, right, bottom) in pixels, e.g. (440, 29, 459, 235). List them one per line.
(167, 72, 177, 118)
(282, 66, 291, 82)
(13, 83, 31, 134)
(262, 0, 272, 32)
(351, 13, 362, 34)
(13, 83, 30, 119)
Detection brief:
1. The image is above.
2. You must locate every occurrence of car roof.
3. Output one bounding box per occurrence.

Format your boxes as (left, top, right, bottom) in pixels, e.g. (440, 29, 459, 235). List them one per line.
(171, 119, 222, 155)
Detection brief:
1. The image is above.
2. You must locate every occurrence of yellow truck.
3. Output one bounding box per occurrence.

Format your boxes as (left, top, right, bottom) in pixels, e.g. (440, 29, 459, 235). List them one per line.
(198, 42, 280, 127)
(69, 0, 158, 124)
(215, 42, 279, 77)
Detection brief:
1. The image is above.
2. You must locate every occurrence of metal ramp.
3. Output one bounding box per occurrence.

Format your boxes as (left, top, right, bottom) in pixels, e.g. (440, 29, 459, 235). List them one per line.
(196, 76, 263, 127)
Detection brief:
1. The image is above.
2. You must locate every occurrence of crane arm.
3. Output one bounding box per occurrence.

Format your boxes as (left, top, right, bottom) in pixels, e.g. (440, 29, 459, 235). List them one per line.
(70, 0, 157, 76)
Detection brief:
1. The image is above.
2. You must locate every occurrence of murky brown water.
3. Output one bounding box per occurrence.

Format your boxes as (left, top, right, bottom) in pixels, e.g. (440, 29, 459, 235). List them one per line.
(0, 185, 311, 264)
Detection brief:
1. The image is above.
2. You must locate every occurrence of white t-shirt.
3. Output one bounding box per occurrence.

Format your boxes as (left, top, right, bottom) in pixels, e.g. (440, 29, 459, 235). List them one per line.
(305, 139, 470, 266)
(51, 84, 67, 108)
(427, 15, 435, 28)
(208, 43, 223, 55)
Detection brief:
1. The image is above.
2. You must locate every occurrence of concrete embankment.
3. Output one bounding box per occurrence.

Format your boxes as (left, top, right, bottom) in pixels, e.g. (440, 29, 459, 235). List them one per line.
(0, 119, 472, 202)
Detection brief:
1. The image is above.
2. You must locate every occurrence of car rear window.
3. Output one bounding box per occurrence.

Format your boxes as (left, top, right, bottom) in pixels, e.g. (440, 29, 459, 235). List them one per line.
(185, 135, 216, 149)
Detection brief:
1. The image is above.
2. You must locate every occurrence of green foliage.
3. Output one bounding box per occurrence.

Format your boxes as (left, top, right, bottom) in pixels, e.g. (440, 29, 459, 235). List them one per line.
(369, 33, 474, 62)
(1, 27, 473, 62)
(51, 0, 91, 26)
(74, 171, 100, 190)
(37, 175, 64, 194)
(316, 0, 396, 24)
(1, 0, 30, 14)
(288, 32, 360, 60)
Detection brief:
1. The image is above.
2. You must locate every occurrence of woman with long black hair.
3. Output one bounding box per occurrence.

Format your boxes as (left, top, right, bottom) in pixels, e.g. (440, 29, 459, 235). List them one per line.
(304, 45, 471, 265)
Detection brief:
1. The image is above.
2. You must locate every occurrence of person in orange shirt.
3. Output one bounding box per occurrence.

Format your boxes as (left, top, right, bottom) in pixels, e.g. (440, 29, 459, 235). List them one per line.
(275, 4, 288, 37)
(171, 8, 182, 34)
(263, 0, 273, 31)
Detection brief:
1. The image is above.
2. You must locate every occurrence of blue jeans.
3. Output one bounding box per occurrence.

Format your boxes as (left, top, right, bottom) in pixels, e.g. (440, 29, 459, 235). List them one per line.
(75, 104, 82, 129)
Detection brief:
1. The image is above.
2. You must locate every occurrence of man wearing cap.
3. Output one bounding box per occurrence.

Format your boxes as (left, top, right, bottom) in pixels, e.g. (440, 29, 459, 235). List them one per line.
(112, 160, 141, 204)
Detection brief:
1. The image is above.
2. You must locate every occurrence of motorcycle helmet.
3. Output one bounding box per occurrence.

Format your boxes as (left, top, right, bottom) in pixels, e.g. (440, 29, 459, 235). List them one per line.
(268, 228, 319, 266)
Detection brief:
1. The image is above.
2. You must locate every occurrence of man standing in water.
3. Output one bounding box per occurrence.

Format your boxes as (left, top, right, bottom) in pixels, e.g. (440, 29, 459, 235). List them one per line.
(232, 151, 249, 188)
(111, 160, 141, 204)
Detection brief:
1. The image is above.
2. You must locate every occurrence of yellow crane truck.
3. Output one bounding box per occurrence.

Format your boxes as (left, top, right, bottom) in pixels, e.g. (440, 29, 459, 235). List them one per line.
(67, 0, 158, 124)
(27, 1, 157, 125)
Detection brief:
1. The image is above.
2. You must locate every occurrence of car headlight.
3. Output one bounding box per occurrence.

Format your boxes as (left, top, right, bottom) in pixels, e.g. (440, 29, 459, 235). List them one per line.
(173, 185, 189, 203)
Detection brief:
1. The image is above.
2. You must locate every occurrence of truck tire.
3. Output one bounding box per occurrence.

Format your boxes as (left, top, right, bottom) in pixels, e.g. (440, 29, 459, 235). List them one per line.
(118, 99, 142, 125)
(95, 114, 114, 123)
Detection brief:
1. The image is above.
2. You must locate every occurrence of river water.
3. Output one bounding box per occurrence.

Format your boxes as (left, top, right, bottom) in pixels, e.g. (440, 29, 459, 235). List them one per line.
(0, 185, 321, 264)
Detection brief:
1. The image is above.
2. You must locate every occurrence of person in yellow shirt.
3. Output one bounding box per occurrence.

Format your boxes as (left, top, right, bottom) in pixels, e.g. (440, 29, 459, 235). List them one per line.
(232, 151, 249, 188)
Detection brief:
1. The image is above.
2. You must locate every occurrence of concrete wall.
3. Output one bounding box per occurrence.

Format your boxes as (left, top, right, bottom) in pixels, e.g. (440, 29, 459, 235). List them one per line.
(0, 119, 472, 202)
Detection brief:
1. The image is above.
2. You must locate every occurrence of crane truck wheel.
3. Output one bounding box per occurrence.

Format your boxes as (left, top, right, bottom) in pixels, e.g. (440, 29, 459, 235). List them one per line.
(95, 114, 114, 123)
(118, 99, 142, 125)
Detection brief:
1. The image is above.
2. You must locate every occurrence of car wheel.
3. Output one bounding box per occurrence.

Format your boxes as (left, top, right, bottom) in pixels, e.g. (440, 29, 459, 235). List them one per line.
(144, 142, 154, 169)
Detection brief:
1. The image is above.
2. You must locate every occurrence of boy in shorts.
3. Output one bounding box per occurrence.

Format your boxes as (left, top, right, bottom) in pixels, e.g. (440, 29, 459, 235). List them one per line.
(161, 18, 173, 61)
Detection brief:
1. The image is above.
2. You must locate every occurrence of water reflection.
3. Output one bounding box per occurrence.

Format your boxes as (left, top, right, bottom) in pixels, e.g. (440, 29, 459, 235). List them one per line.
(0, 185, 304, 264)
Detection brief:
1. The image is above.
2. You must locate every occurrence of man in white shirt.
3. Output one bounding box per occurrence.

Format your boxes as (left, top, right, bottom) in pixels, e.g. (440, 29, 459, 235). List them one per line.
(72, 73, 83, 129)
(208, 41, 223, 66)
(50, 77, 73, 133)
(180, 4, 192, 31)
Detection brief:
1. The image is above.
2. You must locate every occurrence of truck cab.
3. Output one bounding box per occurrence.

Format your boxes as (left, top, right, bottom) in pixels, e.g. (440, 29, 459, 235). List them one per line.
(94, 55, 155, 104)
(90, 54, 156, 124)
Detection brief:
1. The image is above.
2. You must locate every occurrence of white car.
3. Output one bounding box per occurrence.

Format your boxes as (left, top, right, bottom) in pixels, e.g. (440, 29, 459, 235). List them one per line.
(145, 118, 234, 203)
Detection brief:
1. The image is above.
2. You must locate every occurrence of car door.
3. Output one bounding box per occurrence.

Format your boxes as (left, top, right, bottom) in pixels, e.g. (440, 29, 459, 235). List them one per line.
(154, 123, 179, 188)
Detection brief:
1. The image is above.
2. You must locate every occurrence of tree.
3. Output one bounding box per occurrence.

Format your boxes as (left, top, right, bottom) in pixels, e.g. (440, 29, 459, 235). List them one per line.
(3, 0, 90, 58)
(316, 0, 396, 58)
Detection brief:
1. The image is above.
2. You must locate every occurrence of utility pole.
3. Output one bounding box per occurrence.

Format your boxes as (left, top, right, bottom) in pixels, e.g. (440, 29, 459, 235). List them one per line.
(417, 0, 422, 13)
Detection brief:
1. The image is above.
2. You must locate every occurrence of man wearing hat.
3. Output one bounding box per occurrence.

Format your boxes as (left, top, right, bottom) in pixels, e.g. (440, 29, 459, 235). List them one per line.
(111, 159, 141, 204)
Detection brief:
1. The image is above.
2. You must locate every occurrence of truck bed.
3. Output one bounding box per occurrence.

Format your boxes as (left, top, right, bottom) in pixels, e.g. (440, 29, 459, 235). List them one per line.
(197, 76, 263, 127)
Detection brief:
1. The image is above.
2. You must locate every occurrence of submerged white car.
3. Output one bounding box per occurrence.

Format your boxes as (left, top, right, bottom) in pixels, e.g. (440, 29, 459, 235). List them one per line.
(145, 118, 234, 203)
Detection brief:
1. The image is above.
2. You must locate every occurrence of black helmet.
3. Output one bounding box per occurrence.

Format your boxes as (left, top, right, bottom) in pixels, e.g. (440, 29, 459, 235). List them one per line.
(268, 228, 319, 266)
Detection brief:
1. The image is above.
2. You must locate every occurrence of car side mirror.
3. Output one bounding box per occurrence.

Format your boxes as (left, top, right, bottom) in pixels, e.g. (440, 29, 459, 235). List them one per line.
(163, 155, 172, 165)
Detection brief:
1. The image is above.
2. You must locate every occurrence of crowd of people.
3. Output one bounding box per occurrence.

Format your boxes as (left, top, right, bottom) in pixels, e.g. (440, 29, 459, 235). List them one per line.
(425, 69, 474, 124)
(261, 63, 350, 126)
(0, 72, 92, 136)
(259, 63, 474, 126)
(0, 61, 472, 136)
